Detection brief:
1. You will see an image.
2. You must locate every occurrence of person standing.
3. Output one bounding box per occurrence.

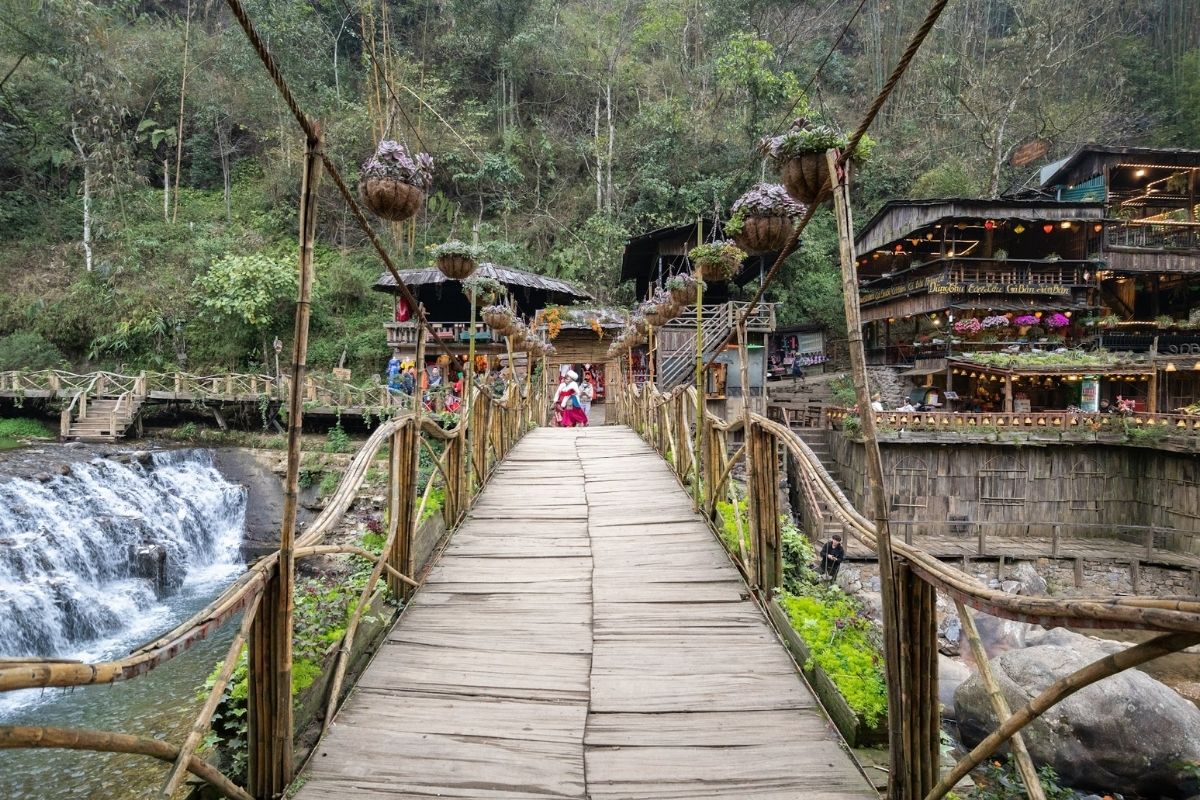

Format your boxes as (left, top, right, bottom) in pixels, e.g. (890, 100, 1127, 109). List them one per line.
(558, 370, 588, 427)
(579, 372, 595, 425)
(817, 534, 844, 580)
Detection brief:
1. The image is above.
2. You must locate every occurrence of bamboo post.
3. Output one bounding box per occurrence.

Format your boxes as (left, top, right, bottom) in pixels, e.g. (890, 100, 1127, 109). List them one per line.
(693, 268, 704, 505)
(464, 287, 478, 490)
(955, 600, 1046, 800)
(827, 149, 920, 798)
(246, 132, 322, 799)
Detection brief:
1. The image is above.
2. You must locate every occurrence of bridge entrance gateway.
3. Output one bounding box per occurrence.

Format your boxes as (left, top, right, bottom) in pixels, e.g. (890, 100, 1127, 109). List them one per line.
(297, 426, 875, 799)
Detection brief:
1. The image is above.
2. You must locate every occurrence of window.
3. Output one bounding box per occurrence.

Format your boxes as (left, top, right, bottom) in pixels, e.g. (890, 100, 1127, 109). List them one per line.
(892, 456, 929, 509)
(979, 455, 1026, 506)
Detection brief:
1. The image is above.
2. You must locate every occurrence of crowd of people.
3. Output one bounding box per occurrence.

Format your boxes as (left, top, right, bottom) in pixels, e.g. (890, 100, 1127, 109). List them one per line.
(386, 354, 511, 414)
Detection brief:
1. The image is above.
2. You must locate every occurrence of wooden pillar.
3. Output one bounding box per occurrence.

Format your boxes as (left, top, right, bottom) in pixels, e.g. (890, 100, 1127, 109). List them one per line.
(1004, 375, 1014, 413)
(247, 132, 322, 800)
(1148, 369, 1159, 414)
(827, 149, 931, 799)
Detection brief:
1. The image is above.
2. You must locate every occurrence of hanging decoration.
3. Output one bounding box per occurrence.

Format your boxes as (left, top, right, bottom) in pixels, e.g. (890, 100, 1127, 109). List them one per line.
(358, 139, 434, 222)
(432, 240, 483, 281)
(725, 183, 804, 253)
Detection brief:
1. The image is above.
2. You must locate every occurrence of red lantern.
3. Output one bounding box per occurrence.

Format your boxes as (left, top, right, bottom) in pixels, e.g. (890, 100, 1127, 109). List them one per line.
(984, 220, 997, 230)
(1042, 223, 1054, 234)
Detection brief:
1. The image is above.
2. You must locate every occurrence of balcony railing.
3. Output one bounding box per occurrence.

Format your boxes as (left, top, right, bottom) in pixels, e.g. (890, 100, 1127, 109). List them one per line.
(385, 321, 495, 349)
(1105, 219, 1200, 253)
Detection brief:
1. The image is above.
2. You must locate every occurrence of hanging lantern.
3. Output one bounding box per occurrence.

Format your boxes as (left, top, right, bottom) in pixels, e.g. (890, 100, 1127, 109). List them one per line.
(1013, 223, 1026, 234)
(1042, 223, 1054, 234)
(984, 220, 997, 230)
(1094, 223, 1103, 233)
(1061, 221, 1072, 229)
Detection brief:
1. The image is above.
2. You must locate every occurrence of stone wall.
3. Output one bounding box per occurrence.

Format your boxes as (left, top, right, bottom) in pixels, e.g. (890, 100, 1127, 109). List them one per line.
(825, 431, 1200, 550)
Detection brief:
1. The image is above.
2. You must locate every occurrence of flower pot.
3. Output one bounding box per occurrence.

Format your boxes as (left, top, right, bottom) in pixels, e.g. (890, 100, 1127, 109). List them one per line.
(734, 215, 793, 254)
(482, 308, 514, 331)
(359, 176, 425, 222)
(780, 153, 832, 205)
(695, 259, 730, 283)
(670, 285, 695, 305)
(436, 253, 477, 281)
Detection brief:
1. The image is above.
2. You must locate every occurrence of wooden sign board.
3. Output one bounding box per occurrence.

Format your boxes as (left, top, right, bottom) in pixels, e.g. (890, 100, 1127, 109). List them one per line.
(332, 367, 352, 382)
(1011, 138, 1051, 168)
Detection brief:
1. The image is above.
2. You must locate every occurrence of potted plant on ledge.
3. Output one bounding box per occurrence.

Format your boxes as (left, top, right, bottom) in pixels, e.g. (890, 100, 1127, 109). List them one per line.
(358, 140, 434, 222)
(758, 118, 874, 205)
(726, 183, 805, 254)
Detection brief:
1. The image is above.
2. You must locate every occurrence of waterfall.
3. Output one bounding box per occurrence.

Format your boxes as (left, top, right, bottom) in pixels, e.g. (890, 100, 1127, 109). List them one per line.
(0, 450, 246, 661)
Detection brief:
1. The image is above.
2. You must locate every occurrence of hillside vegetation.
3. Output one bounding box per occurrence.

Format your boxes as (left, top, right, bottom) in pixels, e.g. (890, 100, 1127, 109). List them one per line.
(0, 0, 1197, 375)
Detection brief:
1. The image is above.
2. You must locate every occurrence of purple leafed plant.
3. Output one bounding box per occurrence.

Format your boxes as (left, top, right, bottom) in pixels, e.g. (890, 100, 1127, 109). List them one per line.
(1013, 314, 1040, 327)
(1043, 313, 1071, 330)
(731, 182, 805, 218)
(361, 139, 434, 190)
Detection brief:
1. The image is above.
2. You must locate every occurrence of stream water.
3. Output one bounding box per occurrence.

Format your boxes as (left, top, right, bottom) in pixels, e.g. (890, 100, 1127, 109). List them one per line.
(0, 449, 248, 798)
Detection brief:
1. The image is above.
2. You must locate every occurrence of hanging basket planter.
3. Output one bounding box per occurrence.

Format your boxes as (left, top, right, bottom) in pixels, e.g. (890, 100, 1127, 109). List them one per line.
(665, 274, 703, 306)
(758, 121, 874, 207)
(688, 240, 747, 284)
(482, 305, 514, 333)
(432, 240, 484, 281)
(727, 185, 803, 253)
(507, 322, 528, 348)
(358, 140, 434, 222)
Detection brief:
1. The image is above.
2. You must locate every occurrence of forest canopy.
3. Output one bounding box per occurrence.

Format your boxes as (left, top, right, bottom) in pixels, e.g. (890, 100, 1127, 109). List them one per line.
(0, 0, 1197, 373)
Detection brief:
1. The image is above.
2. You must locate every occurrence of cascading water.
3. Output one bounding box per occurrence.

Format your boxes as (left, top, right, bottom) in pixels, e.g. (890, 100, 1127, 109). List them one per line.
(0, 450, 246, 662)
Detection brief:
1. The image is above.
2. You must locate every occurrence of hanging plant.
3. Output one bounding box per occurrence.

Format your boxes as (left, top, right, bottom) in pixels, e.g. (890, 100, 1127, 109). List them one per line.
(726, 183, 805, 253)
(688, 240, 747, 283)
(640, 300, 665, 328)
(543, 342, 557, 359)
(358, 140, 434, 222)
(481, 304, 514, 333)
(759, 119, 874, 205)
(432, 240, 484, 281)
(652, 289, 680, 322)
(665, 273, 704, 305)
(507, 319, 529, 347)
(462, 275, 505, 305)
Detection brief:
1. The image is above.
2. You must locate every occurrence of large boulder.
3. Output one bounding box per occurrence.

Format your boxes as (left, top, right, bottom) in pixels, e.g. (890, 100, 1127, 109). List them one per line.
(955, 631, 1200, 797)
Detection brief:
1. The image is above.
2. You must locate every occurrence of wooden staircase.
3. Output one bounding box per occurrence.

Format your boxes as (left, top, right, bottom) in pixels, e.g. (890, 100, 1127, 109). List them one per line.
(791, 427, 847, 545)
(61, 394, 142, 443)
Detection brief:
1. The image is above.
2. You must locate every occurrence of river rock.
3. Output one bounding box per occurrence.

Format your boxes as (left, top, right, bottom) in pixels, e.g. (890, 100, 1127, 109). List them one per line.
(58, 463, 72, 476)
(939, 654, 970, 712)
(33, 472, 52, 483)
(1012, 561, 1048, 596)
(836, 567, 863, 594)
(955, 633, 1200, 797)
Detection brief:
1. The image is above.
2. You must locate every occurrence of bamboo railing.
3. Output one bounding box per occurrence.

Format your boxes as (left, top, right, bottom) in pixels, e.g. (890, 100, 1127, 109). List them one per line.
(617, 382, 1200, 800)
(0, 385, 534, 800)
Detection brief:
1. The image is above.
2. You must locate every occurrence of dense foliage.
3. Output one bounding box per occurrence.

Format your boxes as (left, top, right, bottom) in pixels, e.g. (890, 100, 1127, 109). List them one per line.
(0, 1, 1196, 372)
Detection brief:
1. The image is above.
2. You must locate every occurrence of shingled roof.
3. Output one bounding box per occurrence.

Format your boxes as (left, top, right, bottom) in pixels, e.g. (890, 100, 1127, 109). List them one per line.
(373, 263, 592, 301)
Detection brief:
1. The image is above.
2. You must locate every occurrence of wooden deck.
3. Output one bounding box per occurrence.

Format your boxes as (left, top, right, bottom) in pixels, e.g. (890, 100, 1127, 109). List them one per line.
(296, 426, 875, 800)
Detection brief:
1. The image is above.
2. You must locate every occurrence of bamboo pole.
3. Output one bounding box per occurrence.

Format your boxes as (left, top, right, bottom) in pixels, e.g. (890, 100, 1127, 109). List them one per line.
(247, 132, 321, 799)
(161, 590, 264, 797)
(693, 265, 704, 505)
(927, 631, 1200, 800)
(955, 600, 1046, 800)
(0, 726, 254, 800)
(826, 148, 915, 798)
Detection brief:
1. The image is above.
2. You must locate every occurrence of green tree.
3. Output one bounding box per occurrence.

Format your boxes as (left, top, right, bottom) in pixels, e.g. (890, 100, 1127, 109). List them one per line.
(194, 253, 296, 368)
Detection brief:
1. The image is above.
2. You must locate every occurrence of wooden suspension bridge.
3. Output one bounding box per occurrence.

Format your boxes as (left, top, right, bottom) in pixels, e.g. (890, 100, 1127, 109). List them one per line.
(4, 1, 1200, 799)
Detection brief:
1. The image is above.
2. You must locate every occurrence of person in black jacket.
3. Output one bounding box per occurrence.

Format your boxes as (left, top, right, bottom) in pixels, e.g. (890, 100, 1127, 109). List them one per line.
(817, 534, 844, 580)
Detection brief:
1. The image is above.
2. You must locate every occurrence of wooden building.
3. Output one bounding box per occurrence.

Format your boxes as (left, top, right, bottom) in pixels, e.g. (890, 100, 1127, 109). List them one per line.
(537, 307, 626, 423)
(853, 147, 1200, 414)
(373, 263, 591, 361)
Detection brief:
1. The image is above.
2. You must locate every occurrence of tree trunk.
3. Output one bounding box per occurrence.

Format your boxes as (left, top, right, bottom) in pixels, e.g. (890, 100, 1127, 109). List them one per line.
(217, 119, 232, 223)
(163, 157, 169, 222)
(605, 80, 614, 213)
(594, 96, 602, 212)
(70, 126, 93, 273)
(171, 0, 193, 223)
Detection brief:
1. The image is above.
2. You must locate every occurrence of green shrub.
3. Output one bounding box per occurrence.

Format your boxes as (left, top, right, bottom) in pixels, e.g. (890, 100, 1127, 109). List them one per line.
(0, 417, 54, 439)
(780, 589, 887, 725)
(715, 496, 749, 553)
(0, 331, 66, 370)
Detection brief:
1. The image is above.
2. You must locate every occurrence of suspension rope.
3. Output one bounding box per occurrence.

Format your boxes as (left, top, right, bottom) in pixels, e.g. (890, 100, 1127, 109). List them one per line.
(222, 0, 457, 361)
(773, 0, 871, 133)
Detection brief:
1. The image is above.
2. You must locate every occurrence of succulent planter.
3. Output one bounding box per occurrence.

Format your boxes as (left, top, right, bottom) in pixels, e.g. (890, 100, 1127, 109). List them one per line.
(780, 153, 832, 205)
(766, 598, 889, 748)
(695, 258, 731, 283)
(359, 176, 425, 222)
(436, 253, 477, 281)
(733, 215, 793, 254)
(482, 306, 514, 333)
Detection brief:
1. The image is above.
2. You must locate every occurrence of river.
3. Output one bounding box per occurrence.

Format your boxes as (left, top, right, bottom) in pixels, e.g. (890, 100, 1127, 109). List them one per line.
(0, 448, 248, 799)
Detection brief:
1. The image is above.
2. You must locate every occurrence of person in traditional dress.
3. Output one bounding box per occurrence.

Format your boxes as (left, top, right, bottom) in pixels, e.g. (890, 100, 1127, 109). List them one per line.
(553, 372, 569, 426)
(557, 370, 589, 427)
(579, 372, 595, 425)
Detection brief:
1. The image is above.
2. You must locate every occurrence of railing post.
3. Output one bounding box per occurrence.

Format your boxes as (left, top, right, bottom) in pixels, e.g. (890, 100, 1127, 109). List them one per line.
(386, 420, 417, 600)
(977, 521, 987, 556)
(1146, 526, 1156, 560)
(246, 131, 322, 799)
(1051, 524, 1061, 558)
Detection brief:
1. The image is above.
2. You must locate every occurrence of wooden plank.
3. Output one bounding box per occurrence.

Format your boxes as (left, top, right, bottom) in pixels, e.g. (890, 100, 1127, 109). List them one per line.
(296, 426, 873, 800)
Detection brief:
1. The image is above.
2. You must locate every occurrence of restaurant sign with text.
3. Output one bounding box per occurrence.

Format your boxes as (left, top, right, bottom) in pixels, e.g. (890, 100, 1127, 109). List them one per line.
(863, 275, 1071, 304)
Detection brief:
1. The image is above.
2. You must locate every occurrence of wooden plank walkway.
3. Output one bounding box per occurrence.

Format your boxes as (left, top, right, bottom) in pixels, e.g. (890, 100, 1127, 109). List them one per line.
(296, 426, 876, 800)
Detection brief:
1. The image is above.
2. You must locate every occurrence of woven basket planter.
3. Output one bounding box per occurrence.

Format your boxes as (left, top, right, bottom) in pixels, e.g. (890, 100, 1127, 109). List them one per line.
(507, 327, 528, 348)
(359, 176, 425, 222)
(670, 285, 696, 305)
(436, 253, 477, 281)
(694, 259, 733, 283)
(780, 153, 832, 205)
(735, 215, 793, 254)
(482, 308, 514, 332)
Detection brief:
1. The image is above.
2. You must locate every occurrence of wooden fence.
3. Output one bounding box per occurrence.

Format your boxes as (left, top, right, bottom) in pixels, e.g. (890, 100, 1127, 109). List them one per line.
(618, 382, 1200, 800)
(0, 385, 536, 800)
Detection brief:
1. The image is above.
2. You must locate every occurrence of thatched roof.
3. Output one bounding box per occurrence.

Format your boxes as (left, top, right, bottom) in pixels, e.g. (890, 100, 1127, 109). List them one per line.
(373, 263, 592, 301)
